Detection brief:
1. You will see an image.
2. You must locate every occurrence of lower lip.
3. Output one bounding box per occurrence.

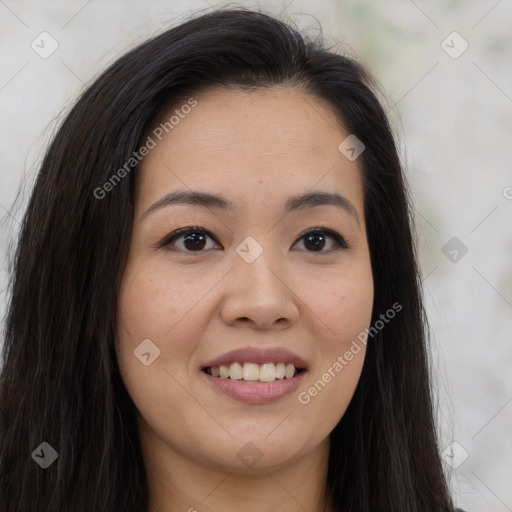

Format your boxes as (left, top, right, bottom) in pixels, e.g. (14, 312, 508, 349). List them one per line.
(200, 370, 307, 404)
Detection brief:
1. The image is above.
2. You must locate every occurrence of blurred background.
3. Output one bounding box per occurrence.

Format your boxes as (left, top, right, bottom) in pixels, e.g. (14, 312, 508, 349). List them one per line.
(0, 1, 511, 510)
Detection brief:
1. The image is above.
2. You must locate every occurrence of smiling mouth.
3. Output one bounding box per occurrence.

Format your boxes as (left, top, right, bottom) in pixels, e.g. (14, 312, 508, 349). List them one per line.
(203, 362, 305, 382)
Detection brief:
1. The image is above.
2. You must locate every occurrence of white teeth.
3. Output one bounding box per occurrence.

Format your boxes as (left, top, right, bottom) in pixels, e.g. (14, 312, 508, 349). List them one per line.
(275, 363, 285, 379)
(243, 363, 260, 381)
(259, 363, 276, 382)
(229, 362, 243, 380)
(208, 362, 301, 381)
(284, 363, 295, 379)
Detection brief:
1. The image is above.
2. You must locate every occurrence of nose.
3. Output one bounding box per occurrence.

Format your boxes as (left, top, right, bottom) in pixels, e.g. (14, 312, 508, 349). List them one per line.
(220, 244, 299, 331)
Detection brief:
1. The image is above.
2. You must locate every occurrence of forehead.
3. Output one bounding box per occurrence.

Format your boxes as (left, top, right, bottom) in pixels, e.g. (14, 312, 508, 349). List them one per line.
(135, 86, 364, 216)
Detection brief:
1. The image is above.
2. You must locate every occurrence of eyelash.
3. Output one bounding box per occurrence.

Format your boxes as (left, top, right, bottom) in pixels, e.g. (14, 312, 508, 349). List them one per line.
(157, 225, 349, 254)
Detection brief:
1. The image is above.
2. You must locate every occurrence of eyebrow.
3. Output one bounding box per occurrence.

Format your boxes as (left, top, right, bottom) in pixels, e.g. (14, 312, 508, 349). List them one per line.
(141, 189, 361, 226)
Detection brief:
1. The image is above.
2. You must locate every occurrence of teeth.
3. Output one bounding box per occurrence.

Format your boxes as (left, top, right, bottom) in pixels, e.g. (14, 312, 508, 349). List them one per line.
(275, 363, 286, 379)
(229, 362, 243, 380)
(243, 362, 260, 381)
(284, 363, 295, 379)
(208, 362, 301, 382)
(259, 363, 276, 382)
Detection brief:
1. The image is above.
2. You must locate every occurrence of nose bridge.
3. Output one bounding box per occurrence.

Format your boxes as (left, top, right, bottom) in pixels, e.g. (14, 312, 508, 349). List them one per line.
(234, 234, 285, 298)
(220, 234, 297, 328)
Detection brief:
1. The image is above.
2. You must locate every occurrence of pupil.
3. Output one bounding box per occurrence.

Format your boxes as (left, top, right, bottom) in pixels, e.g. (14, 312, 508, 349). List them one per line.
(184, 233, 206, 250)
(182, 232, 326, 251)
(305, 233, 324, 251)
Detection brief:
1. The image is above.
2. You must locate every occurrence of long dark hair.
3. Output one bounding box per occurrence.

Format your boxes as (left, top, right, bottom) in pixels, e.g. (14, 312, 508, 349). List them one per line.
(0, 6, 455, 511)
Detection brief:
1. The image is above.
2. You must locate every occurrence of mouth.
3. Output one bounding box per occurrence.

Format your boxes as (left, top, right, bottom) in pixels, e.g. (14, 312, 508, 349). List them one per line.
(202, 362, 306, 382)
(200, 347, 308, 404)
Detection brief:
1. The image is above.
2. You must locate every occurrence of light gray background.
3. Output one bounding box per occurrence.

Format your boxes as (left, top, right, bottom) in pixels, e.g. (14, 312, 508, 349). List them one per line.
(1, 1, 511, 511)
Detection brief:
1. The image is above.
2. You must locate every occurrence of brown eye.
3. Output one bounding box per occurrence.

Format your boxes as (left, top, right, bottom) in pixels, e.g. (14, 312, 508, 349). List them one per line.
(159, 226, 221, 252)
(159, 226, 348, 254)
(293, 228, 349, 253)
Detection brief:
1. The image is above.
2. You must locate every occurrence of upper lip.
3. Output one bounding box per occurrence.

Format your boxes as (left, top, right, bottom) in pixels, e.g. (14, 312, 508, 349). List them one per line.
(201, 346, 308, 370)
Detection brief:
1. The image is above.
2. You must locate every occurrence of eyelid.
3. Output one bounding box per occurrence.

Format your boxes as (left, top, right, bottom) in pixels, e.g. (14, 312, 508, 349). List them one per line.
(156, 225, 219, 250)
(157, 225, 350, 252)
(295, 226, 350, 250)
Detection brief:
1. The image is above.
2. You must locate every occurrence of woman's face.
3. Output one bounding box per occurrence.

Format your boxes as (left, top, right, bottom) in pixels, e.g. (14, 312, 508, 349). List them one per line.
(116, 86, 374, 474)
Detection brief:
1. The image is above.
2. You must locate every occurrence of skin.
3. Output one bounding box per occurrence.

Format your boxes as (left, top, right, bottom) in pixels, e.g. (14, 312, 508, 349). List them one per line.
(116, 86, 374, 512)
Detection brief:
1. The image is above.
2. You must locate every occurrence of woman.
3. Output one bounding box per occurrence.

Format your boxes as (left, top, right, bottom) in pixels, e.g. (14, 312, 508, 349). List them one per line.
(0, 7, 464, 512)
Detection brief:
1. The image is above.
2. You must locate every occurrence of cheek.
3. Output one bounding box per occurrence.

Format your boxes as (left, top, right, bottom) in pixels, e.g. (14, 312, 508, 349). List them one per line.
(115, 260, 206, 432)
(115, 260, 197, 387)
(295, 261, 373, 423)
(305, 259, 374, 351)
(117, 262, 178, 337)
(116, 257, 213, 349)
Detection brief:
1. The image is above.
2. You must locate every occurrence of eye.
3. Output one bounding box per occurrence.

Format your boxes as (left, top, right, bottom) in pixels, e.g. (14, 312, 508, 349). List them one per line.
(158, 226, 220, 253)
(158, 226, 349, 254)
(292, 227, 349, 253)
